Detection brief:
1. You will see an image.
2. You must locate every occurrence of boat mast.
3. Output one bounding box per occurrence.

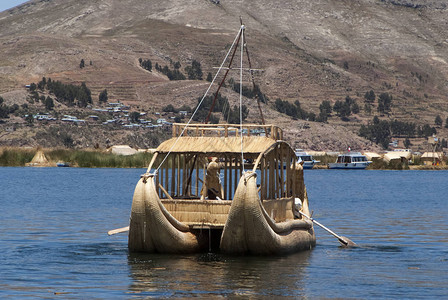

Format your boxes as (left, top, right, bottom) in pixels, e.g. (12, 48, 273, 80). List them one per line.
(205, 20, 265, 125)
(240, 18, 265, 125)
(204, 29, 242, 124)
(239, 24, 245, 170)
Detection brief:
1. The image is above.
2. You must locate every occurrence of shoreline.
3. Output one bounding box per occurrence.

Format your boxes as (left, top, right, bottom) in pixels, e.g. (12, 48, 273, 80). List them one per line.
(0, 147, 153, 168)
(313, 164, 448, 170)
(1, 147, 447, 170)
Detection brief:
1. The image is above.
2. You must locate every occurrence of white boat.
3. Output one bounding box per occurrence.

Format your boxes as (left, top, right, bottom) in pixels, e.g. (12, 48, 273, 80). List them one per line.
(295, 150, 320, 169)
(328, 152, 372, 169)
(56, 161, 70, 167)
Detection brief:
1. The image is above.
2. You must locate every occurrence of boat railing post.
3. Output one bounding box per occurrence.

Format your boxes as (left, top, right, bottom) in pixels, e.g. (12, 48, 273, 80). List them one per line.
(172, 124, 177, 138)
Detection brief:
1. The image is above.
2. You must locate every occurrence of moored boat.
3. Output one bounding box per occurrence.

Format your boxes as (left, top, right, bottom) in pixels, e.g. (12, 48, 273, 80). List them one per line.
(328, 152, 372, 169)
(295, 150, 320, 169)
(56, 161, 70, 167)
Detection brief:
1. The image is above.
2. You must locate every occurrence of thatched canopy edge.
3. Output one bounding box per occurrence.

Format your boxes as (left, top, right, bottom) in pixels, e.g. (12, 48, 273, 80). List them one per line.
(156, 136, 277, 154)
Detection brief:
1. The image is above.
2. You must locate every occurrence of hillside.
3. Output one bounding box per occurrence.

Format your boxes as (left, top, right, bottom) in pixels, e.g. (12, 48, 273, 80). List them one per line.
(0, 0, 447, 152)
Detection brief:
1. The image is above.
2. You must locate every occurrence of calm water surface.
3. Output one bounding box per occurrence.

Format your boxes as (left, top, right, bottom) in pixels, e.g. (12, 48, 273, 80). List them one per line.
(0, 167, 447, 299)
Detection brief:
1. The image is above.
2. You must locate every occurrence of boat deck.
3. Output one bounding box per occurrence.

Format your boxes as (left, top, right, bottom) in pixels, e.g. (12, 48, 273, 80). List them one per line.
(161, 197, 295, 229)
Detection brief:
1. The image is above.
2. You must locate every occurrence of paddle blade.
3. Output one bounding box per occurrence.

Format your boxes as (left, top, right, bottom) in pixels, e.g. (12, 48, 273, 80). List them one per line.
(339, 236, 357, 247)
(108, 226, 129, 236)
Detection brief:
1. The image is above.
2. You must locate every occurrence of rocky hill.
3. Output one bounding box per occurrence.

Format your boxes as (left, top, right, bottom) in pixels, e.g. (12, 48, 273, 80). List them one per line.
(0, 0, 447, 152)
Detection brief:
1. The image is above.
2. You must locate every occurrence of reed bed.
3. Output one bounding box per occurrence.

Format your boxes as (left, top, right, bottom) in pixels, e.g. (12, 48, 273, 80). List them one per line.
(0, 148, 35, 167)
(0, 147, 154, 168)
(314, 155, 337, 165)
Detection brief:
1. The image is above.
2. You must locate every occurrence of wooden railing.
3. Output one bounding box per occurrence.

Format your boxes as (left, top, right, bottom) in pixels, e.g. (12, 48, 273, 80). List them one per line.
(172, 123, 283, 140)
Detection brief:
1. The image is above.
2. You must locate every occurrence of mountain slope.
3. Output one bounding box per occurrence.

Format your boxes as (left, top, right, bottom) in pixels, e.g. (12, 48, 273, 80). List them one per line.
(0, 0, 447, 151)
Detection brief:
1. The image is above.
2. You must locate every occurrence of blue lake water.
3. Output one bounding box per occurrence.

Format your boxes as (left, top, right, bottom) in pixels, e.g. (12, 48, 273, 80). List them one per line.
(0, 167, 447, 299)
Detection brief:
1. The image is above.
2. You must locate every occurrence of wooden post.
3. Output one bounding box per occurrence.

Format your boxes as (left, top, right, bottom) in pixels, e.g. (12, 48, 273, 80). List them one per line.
(156, 165, 160, 197)
(286, 148, 291, 197)
(171, 154, 176, 196)
(292, 155, 297, 198)
(182, 153, 187, 197)
(234, 155, 238, 200)
(195, 154, 200, 197)
(224, 154, 228, 200)
(269, 153, 274, 199)
(165, 156, 169, 198)
(280, 146, 284, 198)
(177, 154, 181, 196)
(260, 156, 265, 200)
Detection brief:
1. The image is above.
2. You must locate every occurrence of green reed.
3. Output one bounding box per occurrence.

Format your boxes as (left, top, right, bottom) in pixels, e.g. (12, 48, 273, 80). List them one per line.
(0, 147, 154, 168)
(0, 148, 35, 166)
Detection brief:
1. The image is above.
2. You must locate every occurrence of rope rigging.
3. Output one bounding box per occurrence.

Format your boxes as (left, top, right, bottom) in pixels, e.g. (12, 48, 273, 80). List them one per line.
(150, 26, 243, 175)
(150, 22, 263, 176)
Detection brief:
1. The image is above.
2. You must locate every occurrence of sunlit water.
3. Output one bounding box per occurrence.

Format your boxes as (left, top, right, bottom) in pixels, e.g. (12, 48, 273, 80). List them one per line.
(0, 167, 447, 299)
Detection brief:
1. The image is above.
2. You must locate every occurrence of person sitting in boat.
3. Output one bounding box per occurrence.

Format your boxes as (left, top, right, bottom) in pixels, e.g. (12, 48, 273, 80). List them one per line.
(201, 158, 224, 200)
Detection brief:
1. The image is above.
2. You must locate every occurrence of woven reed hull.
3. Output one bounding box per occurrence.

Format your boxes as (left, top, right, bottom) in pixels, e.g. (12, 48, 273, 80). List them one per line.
(128, 176, 203, 253)
(128, 172, 315, 255)
(220, 172, 316, 255)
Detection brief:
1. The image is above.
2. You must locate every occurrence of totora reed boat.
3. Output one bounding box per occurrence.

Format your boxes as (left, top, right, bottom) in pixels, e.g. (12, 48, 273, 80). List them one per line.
(126, 24, 316, 255)
(128, 124, 316, 255)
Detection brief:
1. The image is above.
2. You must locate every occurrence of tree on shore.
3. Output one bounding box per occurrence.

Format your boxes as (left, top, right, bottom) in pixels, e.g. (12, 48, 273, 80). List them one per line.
(45, 96, 54, 110)
(99, 89, 108, 103)
(377, 93, 392, 114)
(185, 60, 203, 80)
(364, 90, 375, 103)
(435, 115, 442, 127)
(129, 112, 140, 123)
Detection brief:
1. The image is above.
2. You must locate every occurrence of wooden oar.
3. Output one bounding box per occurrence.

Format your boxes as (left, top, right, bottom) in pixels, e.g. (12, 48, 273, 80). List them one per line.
(108, 226, 129, 236)
(299, 211, 356, 247)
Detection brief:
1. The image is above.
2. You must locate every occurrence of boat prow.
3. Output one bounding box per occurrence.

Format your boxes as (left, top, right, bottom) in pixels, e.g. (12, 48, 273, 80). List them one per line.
(220, 172, 315, 255)
(129, 174, 201, 253)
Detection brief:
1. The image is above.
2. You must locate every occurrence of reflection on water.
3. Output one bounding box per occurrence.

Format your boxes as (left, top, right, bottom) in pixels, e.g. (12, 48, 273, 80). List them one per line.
(127, 251, 312, 298)
(1, 168, 447, 298)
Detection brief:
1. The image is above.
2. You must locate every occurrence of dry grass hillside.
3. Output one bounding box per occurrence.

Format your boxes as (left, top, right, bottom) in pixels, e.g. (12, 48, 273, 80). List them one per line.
(0, 0, 447, 151)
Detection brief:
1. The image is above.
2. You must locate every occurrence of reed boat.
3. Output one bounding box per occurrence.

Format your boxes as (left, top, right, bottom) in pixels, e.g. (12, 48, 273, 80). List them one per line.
(127, 23, 316, 255)
(128, 123, 316, 255)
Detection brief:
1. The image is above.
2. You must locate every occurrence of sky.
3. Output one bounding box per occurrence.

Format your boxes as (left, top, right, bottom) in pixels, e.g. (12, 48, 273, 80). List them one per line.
(0, 0, 29, 12)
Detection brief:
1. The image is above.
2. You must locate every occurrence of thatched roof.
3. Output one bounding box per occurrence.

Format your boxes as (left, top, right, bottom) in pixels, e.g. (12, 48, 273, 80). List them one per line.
(27, 150, 51, 167)
(383, 151, 412, 162)
(30, 150, 49, 164)
(363, 152, 381, 160)
(421, 152, 444, 159)
(156, 136, 277, 154)
(109, 145, 138, 156)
